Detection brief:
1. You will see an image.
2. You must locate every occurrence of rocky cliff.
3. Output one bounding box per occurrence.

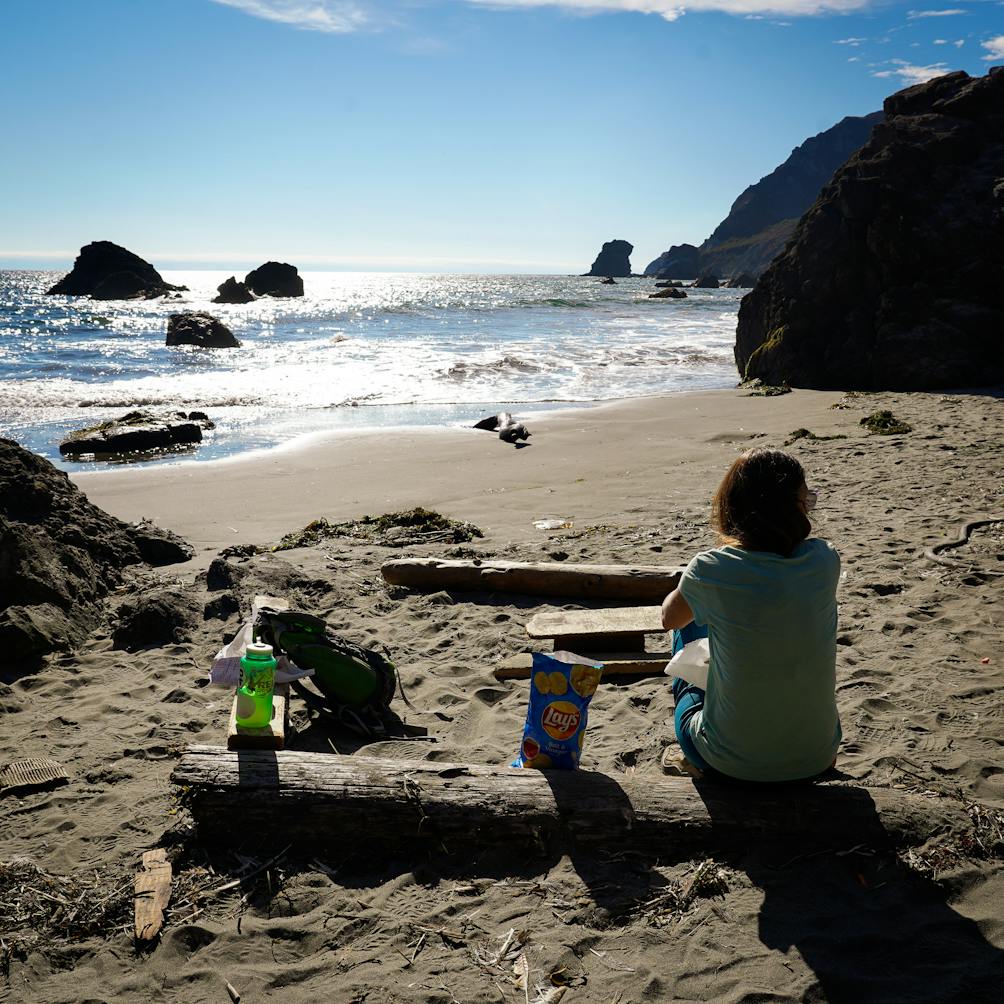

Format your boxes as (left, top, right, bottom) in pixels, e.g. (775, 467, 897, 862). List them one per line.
(644, 111, 882, 279)
(735, 69, 1004, 390)
(0, 439, 192, 663)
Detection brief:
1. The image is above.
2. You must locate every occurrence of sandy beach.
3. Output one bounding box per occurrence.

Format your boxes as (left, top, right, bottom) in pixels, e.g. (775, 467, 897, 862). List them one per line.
(2, 385, 1002, 1003)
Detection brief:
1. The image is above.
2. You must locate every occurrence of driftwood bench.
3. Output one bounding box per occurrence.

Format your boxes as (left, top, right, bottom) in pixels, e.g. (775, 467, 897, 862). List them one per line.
(525, 605, 666, 654)
(172, 747, 968, 857)
(381, 559, 683, 602)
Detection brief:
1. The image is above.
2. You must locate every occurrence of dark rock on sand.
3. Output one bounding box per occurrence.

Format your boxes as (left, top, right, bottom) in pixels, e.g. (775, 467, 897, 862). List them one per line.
(205, 554, 332, 613)
(112, 586, 199, 651)
(0, 438, 192, 663)
(213, 276, 256, 304)
(600, 277, 617, 284)
(166, 312, 240, 349)
(726, 273, 756, 289)
(586, 240, 633, 278)
(736, 69, 1004, 390)
(47, 241, 187, 298)
(644, 244, 701, 280)
(204, 592, 240, 621)
(649, 287, 688, 299)
(59, 410, 208, 457)
(131, 519, 195, 566)
(693, 275, 720, 289)
(244, 261, 304, 297)
(655, 280, 684, 288)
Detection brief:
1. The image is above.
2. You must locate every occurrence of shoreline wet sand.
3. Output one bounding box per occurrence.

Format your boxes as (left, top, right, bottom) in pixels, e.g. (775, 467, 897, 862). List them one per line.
(3, 385, 1002, 1002)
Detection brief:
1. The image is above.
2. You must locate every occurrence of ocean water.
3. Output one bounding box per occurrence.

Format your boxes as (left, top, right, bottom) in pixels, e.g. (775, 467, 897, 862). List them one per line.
(0, 270, 741, 470)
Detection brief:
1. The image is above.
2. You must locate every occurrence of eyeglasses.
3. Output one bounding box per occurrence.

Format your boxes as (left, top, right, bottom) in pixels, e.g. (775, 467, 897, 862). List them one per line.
(804, 489, 818, 511)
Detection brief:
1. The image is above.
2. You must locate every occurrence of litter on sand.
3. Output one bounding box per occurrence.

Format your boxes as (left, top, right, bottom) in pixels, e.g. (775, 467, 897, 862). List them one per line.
(0, 758, 69, 796)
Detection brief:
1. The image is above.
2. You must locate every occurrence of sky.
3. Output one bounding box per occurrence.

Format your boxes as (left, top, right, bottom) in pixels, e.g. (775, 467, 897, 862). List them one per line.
(0, 0, 1000, 273)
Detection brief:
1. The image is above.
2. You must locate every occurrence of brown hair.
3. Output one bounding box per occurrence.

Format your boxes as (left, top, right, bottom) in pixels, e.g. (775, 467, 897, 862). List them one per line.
(712, 448, 811, 557)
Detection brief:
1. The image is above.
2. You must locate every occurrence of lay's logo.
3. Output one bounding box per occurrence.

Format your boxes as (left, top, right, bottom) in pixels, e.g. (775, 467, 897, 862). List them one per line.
(541, 701, 581, 741)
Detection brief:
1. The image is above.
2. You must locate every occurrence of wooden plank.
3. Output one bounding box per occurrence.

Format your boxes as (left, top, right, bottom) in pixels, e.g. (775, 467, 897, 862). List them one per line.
(495, 652, 671, 681)
(526, 606, 665, 640)
(227, 683, 289, 751)
(173, 746, 971, 858)
(134, 849, 172, 942)
(381, 559, 682, 602)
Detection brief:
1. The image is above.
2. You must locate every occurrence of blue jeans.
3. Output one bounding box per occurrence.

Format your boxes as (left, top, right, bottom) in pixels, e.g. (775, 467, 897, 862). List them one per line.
(671, 622, 712, 773)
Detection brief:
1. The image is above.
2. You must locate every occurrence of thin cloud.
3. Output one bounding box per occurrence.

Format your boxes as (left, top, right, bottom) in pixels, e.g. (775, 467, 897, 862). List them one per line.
(872, 60, 949, 84)
(210, 0, 371, 33)
(835, 36, 867, 44)
(467, 0, 872, 18)
(907, 9, 966, 17)
(982, 35, 1004, 60)
(212, 0, 882, 32)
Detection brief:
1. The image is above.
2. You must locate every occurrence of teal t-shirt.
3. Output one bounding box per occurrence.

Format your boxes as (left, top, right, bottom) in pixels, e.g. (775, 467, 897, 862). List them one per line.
(679, 538, 841, 782)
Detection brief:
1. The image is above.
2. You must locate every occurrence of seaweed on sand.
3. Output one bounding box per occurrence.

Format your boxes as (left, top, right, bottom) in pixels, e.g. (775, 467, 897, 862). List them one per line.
(273, 508, 484, 551)
(860, 410, 912, 435)
(784, 428, 847, 446)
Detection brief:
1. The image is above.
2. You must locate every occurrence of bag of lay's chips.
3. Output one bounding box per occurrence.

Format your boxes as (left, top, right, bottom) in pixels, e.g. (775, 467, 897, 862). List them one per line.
(512, 651, 604, 770)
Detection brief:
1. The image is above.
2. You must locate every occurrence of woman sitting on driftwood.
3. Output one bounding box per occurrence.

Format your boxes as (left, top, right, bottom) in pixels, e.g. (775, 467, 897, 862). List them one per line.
(661, 449, 840, 782)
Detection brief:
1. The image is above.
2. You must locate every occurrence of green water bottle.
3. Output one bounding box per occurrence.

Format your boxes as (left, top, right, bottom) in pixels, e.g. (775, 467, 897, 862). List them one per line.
(236, 642, 277, 728)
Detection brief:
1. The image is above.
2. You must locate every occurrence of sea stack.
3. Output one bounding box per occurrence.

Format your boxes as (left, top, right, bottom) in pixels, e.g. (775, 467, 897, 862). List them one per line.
(735, 69, 1004, 390)
(46, 241, 187, 299)
(244, 261, 304, 297)
(586, 240, 633, 278)
(213, 276, 256, 304)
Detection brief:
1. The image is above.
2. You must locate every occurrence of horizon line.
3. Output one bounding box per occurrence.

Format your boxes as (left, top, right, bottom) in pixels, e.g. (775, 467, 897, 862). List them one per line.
(0, 249, 592, 271)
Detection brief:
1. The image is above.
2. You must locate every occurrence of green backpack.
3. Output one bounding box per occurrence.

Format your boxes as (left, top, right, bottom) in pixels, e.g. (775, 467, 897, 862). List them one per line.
(254, 608, 401, 736)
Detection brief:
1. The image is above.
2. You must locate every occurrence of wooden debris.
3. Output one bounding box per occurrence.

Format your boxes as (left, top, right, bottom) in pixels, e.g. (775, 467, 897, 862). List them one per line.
(381, 559, 682, 602)
(173, 746, 972, 857)
(134, 849, 172, 942)
(525, 605, 665, 653)
(227, 682, 289, 751)
(495, 651, 671, 681)
(226, 980, 241, 1003)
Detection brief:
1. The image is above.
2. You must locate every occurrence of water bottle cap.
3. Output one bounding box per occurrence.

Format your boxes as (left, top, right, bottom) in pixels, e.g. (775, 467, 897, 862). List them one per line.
(245, 642, 274, 660)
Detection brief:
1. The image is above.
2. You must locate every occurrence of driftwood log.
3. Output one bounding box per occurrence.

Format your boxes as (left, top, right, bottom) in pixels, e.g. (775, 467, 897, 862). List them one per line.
(173, 747, 968, 858)
(380, 559, 683, 601)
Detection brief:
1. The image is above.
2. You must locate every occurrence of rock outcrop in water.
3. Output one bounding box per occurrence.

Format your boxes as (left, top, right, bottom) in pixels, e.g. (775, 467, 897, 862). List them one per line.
(735, 69, 1004, 390)
(167, 312, 240, 349)
(213, 276, 256, 304)
(644, 112, 883, 280)
(0, 438, 192, 664)
(586, 240, 633, 278)
(693, 275, 720, 289)
(59, 410, 214, 458)
(644, 244, 702, 280)
(244, 261, 304, 297)
(47, 241, 187, 299)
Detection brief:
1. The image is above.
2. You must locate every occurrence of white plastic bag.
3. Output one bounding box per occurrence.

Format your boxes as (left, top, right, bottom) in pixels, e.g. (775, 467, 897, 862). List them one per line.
(208, 596, 314, 688)
(664, 638, 710, 690)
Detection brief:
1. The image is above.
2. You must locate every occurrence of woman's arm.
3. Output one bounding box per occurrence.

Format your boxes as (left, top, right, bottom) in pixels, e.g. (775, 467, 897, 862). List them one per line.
(661, 587, 694, 631)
